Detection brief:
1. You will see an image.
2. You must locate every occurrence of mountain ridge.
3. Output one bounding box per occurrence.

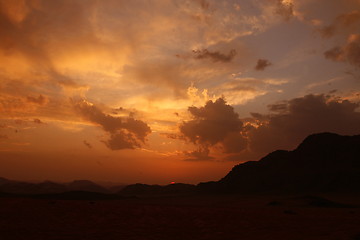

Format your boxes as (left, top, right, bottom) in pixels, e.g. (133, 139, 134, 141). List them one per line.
(198, 132, 360, 194)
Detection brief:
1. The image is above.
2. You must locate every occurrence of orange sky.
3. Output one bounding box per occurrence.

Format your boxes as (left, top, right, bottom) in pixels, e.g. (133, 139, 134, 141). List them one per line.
(0, 0, 360, 184)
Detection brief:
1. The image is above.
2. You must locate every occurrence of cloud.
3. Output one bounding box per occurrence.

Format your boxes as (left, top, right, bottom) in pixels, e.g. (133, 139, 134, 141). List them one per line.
(121, 61, 189, 97)
(74, 100, 151, 150)
(178, 98, 246, 160)
(0, 0, 89, 89)
(324, 47, 343, 61)
(174, 92, 360, 161)
(192, 49, 237, 63)
(211, 77, 287, 105)
(33, 119, 44, 124)
(318, 11, 360, 38)
(83, 140, 92, 149)
(324, 34, 360, 67)
(274, 0, 294, 21)
(255, 59, 272, 71)
(177, 93, 360, 162)
(26, 95, 48, 105)
(184, 147, 214, 161)
(248, 94, 360, 155)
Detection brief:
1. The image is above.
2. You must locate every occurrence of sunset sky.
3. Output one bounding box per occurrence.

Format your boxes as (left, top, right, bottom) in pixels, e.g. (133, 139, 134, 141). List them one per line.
(1, 0, 360, 185)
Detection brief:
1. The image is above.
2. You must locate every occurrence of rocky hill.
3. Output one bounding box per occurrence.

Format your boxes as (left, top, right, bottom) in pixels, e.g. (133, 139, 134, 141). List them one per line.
(198, 132, 360, 194)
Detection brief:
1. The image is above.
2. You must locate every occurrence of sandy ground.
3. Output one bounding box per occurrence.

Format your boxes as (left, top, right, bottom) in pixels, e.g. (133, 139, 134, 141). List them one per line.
(0, 194, 359, 240)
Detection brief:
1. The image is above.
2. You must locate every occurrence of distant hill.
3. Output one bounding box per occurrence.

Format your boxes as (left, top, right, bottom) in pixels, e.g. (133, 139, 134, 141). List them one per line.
(67, 180, 109, 193)
(0, 179, 109, 195)
(0, 179, 68, 194)
(198, 132, 360, 194)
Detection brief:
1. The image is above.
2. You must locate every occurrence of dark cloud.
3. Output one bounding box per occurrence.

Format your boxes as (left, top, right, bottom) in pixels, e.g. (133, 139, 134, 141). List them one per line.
(274, 0, 294, 21)
(192, 49, 237, 63)
(26, 95, 47, 105)
(324, 46, 343, 61)
(248, 94, 360, 155)
(324, 34, 360, 67)
(74, 100, 151, 150)
(318, 11, 360, 38)
(221, 132, 248, 154)
(179, 94, 360, 162)
(179, 98, 246, 160)
(184, 147, 213, 161)
(83, 140, 92, 149)
(33, 118, 44, 124)
(255, 59, 272, 71)
(267, 102, 288, 113)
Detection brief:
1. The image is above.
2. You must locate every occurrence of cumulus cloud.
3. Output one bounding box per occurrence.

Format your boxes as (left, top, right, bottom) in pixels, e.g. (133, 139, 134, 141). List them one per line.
(177, 93, 360, 162)
(324, 34, 360, 67)
(318, 11, 360, 38)
(74, 100, 151, 150)
(248, 94, 360, 155)
(255, 59, 272, 71)
(192, 49, 237, 63)
(178, 98, 246, 160)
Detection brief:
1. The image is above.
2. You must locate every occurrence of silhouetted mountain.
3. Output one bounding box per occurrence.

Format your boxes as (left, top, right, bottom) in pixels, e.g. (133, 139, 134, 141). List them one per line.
(108, 184, 127, 193)
(67, 180, 109, 193)
(119, 183, 196, 196)
(0, 180, 68, 194)
(0, 177, 9, 185)
(198, 132, 360, 194)
(0, 178, 110, 195)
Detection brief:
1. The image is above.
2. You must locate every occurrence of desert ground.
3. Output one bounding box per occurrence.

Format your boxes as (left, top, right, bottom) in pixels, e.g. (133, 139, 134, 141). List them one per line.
(0, 194, 359, 240)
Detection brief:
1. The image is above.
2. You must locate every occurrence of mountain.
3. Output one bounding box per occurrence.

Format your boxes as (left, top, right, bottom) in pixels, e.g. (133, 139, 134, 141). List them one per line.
(67, 180, 109, 193)
(198, 132, 360, 194)
(0, 180, 67, 194)
(0, 179, 109, 195)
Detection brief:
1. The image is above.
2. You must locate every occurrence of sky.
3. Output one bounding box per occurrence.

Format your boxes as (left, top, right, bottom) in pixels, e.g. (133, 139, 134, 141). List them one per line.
(0, 0, 360, 185)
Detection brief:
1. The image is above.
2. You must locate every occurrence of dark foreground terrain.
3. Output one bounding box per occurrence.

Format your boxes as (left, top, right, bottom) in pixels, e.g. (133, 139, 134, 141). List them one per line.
(0, 194, 359, 240)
